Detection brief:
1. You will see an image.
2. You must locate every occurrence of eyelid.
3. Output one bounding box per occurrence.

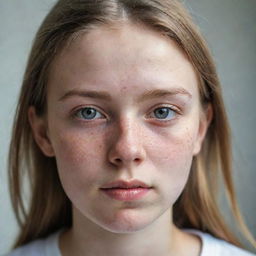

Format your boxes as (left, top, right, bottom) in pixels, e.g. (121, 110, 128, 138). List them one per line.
(72, 105, 107, 121)
(70, 104, 181, 123)
(146, 104, 181, 121)
(149, 104, 181, 114)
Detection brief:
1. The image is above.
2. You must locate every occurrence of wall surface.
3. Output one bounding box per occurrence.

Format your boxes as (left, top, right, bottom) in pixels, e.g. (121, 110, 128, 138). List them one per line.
(0, 0, 255, 254)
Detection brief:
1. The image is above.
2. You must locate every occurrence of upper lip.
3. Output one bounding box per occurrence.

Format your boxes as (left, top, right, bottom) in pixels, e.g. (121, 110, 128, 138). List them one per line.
(101, 179, 152, 189)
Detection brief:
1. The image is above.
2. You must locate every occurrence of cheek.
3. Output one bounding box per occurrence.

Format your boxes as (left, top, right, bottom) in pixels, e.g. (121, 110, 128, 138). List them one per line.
(149, 124, 197, 169)
(53, 124, 105, 160)
(50, 127, 106, 192)
(148, 125, 198, 201)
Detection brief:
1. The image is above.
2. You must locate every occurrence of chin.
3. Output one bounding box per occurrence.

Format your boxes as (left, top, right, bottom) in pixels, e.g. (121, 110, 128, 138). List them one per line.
(93, 208, 160, 234)
(100, 220, 152, 234)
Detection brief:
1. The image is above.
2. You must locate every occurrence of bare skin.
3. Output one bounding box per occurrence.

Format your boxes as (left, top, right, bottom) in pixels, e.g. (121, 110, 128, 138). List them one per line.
(59, 209, 201, 256)
(29, 22, 211, 256)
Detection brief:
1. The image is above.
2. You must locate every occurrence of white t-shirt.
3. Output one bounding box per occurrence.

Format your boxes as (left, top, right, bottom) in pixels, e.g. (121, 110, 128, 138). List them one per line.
(3, 229, 256, 256)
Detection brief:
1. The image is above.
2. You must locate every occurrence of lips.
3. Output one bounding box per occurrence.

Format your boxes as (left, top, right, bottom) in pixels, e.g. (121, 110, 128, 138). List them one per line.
(100, 179, 152, 189)
(100, 179, 152, 201)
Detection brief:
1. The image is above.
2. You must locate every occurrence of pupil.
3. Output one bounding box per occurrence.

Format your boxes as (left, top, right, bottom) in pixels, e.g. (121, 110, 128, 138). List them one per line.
(82, 108, 96, 119)
(155, 108, 169, 119)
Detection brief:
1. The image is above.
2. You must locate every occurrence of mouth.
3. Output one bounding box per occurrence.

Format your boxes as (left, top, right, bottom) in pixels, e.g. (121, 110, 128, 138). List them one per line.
(100, 179, 152, 201)
(100, 179, 152, 189)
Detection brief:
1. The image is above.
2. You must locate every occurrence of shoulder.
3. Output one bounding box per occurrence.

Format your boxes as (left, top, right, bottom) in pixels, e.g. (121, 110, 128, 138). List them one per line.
(4, 239, 46, 256)
(185, 229, 256, 256)
(3, 230, 62, 256)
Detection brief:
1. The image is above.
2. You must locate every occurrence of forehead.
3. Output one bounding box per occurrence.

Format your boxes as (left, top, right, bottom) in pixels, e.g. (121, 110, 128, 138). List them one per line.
(48, 22, 199, 99)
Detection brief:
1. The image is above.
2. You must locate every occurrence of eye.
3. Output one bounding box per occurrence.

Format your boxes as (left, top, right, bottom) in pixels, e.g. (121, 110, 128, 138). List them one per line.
(75, 107, 104, 120)
(151, 107, 176, 120)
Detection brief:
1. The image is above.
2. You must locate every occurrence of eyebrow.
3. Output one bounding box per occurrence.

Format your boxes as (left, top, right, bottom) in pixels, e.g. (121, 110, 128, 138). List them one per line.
(137, 88, 192, 102)
(58, 87, 192, 102)
(58, 89, 112, 101)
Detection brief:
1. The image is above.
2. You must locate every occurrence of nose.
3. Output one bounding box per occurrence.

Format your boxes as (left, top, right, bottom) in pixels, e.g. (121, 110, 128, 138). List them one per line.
(107, 118, 146, 168)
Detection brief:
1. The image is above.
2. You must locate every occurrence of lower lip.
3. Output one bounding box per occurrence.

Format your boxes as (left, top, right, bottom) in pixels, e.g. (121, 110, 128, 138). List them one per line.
(101, 187, 151, 201)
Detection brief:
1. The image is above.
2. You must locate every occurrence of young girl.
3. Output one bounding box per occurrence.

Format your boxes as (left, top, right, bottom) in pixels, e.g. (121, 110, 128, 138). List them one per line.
(5, 0, 256, 255)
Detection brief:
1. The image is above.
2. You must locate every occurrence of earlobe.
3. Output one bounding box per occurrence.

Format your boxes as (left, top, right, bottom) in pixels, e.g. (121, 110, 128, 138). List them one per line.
(28, 106, 55, 157)
(193, 104, 213, 155)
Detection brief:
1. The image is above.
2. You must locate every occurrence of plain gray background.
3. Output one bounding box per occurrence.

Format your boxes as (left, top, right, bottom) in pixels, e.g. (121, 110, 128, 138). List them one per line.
(0, 0, 255, 254)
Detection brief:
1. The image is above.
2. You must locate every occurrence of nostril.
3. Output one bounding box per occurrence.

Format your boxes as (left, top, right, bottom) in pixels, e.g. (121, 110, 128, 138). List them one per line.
(113, 157, 141, 164)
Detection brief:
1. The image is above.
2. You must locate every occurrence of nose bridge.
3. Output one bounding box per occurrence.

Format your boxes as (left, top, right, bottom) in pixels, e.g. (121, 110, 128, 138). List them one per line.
(118, 116, 139, 149)
(108, 115, 146, 166)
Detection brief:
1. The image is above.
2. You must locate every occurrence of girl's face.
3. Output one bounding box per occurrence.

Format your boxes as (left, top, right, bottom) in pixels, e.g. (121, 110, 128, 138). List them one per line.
(31, 23, 210, 233)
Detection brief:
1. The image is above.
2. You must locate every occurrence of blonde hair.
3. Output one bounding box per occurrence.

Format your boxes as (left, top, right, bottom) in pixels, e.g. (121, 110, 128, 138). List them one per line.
(8, 0, 255, 249)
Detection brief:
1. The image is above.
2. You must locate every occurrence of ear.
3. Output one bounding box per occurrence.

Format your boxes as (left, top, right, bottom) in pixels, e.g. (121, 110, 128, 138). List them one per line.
(193, 104, 213, 155)
(28, 106, 55, 157)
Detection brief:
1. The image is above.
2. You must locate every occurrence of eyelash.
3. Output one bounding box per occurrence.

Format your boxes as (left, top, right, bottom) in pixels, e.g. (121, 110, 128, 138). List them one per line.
(72, 105, 181, 123)
(147, 105, 180, 122)
(73, 106, 105, 121)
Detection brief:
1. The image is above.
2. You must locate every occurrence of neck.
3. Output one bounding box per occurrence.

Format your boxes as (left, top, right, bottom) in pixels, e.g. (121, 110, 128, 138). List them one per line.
(60, 208, 176, 256)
